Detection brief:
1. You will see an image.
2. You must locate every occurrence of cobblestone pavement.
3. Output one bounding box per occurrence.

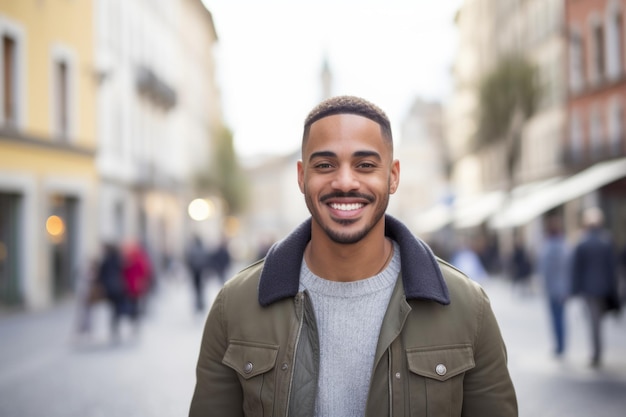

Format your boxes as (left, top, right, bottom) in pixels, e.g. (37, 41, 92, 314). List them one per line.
(0, 271, 625, 417)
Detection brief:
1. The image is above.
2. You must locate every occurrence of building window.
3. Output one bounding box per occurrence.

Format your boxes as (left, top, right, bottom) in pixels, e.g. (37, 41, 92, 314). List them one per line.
(54, 60, 69, 139)
(50, 44, 76, 141)
(569, 110, 583, 163)
(589, 104, 603, 159)
(569, 29, 584, 93)
(608, 97, 623, 156)
(2, 35, 16, 126)
(0, 17, 24, 129)
(592, 21, 606, 83)
(606, 3, 624, 80)
(114, 200, 125, 241)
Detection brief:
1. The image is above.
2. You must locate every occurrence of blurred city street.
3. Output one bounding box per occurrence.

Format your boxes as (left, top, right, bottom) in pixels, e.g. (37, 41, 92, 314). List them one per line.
(1, 270, 625, 417)
(0, 266, 225, 417)
(484, 278, 626, 417)
(1, 1, 625, 415)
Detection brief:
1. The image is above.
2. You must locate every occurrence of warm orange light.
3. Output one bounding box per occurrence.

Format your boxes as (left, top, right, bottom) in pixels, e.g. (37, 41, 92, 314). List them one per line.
(224, 216, 240, 237)
(46, 215, 65, 237)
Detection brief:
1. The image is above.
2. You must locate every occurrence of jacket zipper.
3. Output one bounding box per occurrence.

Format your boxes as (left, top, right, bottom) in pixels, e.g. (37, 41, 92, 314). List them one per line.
(388, 347, 393, 416)
(285, 292, 305, 417)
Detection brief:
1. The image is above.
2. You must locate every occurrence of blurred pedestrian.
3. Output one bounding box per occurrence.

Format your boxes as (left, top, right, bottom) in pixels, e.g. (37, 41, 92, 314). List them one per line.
(121, 240, 153, 332)
(185, 235, 208, 312)
(481, 234, 502, 275)
(450, 236, 488, 283)
(96, 242, 126, 342)
(73, 256, 101, 340)
(619, 243, 626, 302)
(508, 232, 533, 296)
(537, 214, 571, 358)
(571, 207, 619, 368)
(209, 235, 231, 285)
(189, 95, 517, 416)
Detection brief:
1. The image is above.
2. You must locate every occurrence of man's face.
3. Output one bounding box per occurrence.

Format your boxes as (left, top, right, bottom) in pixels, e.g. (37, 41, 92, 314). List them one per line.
(298, 113, 399, 244)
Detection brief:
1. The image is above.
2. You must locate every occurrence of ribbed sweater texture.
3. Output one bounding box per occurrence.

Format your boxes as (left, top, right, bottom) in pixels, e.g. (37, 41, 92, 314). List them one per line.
(299, 241, 400, 417)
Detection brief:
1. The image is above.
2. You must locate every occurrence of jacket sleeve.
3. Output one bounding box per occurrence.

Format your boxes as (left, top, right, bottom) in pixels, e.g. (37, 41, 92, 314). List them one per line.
(189, 288, 244, 417)
(462, 288, 518, 417)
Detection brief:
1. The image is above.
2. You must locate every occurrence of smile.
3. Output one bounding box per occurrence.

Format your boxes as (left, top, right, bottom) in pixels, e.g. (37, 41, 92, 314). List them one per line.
(329, 203, 365, 211)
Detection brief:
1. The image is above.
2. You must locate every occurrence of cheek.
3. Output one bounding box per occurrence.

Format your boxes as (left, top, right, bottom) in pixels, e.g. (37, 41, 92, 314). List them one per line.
(303, 176, 324, 195)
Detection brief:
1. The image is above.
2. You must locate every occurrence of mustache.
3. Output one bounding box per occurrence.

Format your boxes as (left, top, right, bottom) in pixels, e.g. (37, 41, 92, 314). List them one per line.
(320, 192, 375, 203)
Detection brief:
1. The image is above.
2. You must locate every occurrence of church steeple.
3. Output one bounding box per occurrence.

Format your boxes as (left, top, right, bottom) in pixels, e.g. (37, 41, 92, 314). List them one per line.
(320, 53, 333, 100)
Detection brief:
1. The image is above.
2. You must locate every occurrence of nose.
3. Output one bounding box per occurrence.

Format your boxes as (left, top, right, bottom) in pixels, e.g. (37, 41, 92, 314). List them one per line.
(331, 165, 359, 191)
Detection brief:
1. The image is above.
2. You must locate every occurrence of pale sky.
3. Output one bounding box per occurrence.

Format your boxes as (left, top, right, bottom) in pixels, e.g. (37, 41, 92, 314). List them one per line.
(202, 1, 462, 160)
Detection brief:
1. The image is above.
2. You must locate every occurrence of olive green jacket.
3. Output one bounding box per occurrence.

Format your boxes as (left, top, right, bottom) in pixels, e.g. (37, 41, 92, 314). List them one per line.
(189, 216, 517, 417)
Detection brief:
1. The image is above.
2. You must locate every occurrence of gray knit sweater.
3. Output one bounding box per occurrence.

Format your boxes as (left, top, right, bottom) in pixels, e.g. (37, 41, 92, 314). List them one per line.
(299, 241, 401, 417)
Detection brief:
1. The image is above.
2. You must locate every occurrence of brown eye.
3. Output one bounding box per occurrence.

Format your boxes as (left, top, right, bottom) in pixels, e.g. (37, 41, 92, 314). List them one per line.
(314, 162, 333, 169)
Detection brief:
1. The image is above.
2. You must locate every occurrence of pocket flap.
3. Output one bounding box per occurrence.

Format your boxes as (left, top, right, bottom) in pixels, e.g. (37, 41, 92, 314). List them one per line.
(407, 345, 475, 382)
(223, 341, 279, 380)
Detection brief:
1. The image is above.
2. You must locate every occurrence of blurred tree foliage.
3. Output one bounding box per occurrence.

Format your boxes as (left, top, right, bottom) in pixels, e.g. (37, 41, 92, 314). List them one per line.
(196, 126, 248, 215)
(474, 55, 541, 150)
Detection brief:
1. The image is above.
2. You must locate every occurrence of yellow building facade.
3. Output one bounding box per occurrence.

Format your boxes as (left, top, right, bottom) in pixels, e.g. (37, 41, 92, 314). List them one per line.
(0, 0, 98, 309)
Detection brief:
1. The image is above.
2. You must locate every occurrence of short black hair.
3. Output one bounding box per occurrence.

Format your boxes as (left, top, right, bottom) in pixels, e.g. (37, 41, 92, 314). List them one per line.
(302, 95, 393, 148)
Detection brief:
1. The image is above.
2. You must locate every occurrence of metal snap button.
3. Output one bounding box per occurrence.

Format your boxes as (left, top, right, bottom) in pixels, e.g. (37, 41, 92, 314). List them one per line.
(435, 364, 447, 376)
(243, 362, 254, 374)
(281, 363, 289, 371)
(395, 372, 401, 379)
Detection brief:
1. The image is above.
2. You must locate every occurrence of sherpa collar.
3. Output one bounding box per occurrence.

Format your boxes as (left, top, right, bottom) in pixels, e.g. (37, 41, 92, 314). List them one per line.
(258, 214, 450, 307)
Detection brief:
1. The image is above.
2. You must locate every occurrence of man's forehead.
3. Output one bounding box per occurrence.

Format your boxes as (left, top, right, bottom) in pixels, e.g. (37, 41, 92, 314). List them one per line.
(303, 118, 389, 157)
(301, 112, 392, 160)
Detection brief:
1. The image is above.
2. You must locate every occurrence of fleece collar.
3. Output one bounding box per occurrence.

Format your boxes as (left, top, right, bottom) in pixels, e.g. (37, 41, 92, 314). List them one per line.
(258, 215, 450, 307)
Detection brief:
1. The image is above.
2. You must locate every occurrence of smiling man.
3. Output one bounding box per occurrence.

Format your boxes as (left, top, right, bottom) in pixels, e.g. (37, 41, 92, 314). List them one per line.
(189, 96, 517, 417)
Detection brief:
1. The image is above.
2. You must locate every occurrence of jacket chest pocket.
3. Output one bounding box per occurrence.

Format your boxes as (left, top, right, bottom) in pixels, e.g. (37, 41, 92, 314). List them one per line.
(406, 345, 475, 417)
(223, 341, 279, 417)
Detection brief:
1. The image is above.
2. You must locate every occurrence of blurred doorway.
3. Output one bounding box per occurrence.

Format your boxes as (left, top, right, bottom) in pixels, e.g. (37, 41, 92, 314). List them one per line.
(49, 195, 78, 299)
(0, 192, 22, 306)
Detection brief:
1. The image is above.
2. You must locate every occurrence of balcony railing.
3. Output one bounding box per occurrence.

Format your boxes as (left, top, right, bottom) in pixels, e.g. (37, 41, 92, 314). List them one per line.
(136, 66, 177, 110)
(561, 135, 626, 169)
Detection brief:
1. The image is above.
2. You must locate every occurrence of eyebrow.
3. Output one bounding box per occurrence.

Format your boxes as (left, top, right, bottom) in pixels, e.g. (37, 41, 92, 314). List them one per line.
(308, 150, 382, 162)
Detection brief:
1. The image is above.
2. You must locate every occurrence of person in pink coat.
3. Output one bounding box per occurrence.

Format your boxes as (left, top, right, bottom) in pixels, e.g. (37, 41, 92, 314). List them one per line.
(122, 240, 153, 326)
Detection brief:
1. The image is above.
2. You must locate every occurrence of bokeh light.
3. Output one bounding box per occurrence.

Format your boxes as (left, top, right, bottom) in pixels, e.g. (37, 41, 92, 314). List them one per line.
(45, 215, 65, 238)
(187, 198, 215, 221)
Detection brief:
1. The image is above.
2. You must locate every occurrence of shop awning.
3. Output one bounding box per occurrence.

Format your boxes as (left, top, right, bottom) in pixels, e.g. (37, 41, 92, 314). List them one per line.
(490, 158, 626, 228)
(452, 191, 505, 229)
(413, 203, 453, 234)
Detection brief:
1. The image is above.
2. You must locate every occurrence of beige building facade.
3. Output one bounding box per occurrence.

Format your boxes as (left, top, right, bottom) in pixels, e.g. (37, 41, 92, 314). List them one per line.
(0, 0, 99, 309)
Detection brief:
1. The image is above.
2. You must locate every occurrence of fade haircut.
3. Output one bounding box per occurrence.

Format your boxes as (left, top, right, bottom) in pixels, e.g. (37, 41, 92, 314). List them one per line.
(302, 95, 393, 151)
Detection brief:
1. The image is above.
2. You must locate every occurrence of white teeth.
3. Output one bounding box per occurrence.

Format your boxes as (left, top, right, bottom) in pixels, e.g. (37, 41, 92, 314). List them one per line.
(330, 203, 364, 211)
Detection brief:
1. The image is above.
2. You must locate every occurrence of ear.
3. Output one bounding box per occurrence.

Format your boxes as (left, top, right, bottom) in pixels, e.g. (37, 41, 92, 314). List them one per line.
(297, 160, 305, 193)
(389, 159, 400, 194)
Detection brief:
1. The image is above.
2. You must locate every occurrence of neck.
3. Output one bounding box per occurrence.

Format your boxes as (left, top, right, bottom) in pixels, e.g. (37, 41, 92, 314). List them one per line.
(305, 230, 392, 282)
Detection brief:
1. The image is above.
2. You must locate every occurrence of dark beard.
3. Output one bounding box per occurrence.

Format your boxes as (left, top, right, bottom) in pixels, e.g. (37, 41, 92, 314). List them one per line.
(322, 220, 373, 244)
(305, 190, 389, 244)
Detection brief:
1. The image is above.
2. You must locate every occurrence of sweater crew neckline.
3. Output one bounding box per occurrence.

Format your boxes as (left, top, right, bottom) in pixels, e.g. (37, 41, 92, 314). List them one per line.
(300, 241, 400, 298)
